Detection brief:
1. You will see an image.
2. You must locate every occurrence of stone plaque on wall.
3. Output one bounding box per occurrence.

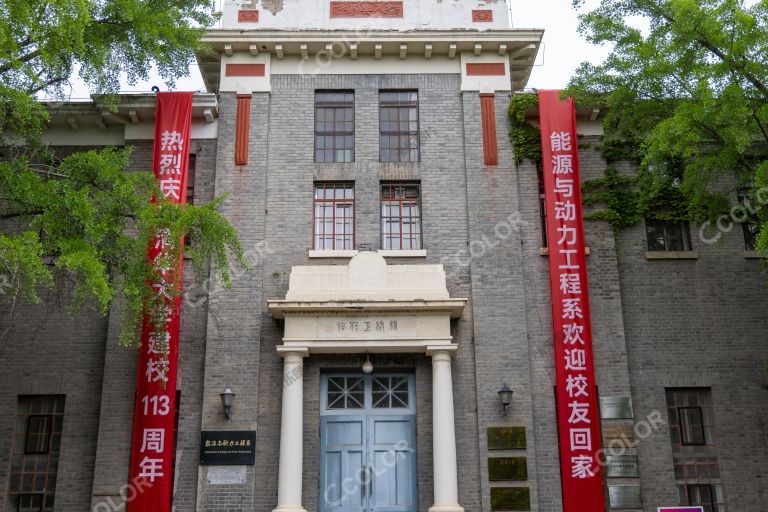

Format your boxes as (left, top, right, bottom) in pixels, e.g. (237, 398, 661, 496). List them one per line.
(608, 485, 642, 509)
(490, 487, 531, 511)
(600, 396, 634, 419)
(317, 316, 417, 339)
(487, 427, 526, 450)
(207, 466, 247, 485)
(488, 457, 528, 481)
(602, 425, 637, 450)
(605, 455, 639, 478)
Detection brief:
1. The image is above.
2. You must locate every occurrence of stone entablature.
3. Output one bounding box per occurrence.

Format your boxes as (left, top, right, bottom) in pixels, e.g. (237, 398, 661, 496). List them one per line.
(268, 252, 466, 354)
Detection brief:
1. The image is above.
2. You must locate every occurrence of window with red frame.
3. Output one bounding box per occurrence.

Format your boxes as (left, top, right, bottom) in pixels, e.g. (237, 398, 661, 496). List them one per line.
(6, 395, 65, 512)
(314, 183, 354, 250)
(666, 388, 726, 512)
(381, 183, 422, 250)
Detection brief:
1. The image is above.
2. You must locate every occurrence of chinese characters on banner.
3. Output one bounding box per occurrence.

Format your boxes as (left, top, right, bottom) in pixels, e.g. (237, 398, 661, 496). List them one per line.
(128, 92, 193, 512)
(537, 90, 605, 511)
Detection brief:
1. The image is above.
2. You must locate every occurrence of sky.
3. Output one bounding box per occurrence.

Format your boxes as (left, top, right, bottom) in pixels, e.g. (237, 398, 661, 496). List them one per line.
(512, 0, 611, 89)
(59, 0, 609, 99)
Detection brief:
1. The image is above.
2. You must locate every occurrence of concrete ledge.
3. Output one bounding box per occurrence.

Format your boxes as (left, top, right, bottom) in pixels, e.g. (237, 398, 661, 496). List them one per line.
(539, 246, 590, 256)
(378, 249, 427, 258)
(308, 250, 358, 258)
(744, 250, 764, 259)
(645, 251, 698, 260)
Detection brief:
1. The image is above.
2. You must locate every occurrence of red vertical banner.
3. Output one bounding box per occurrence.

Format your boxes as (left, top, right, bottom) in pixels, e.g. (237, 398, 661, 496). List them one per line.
(128, 92, 193, 511)
(538, 90, 605, 511)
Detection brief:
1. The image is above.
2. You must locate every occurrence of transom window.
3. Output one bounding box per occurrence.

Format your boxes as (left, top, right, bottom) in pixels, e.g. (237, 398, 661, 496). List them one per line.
(371, 376, 410, 408)
(380, 91, 419, 163)
(323, 374, 414, 412)
(327, 377, 365, 409)
(645, 218, 692, 251)
(315, 91, 354, 163)
(666, 388, 726, 512)
(381, 183, 422, 250)
(7, 396, 65, 512)
(314, 183, 354, 250)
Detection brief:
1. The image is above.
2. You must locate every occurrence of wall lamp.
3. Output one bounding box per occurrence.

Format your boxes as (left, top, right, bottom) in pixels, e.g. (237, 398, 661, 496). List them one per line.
(498, 384, 513, 416)
(220, 388, 236, 420)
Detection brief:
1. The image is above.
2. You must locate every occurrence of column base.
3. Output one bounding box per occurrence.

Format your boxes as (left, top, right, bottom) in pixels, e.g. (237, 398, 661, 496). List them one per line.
(429, 504, 465, 512)
(272, 506, 307, 512)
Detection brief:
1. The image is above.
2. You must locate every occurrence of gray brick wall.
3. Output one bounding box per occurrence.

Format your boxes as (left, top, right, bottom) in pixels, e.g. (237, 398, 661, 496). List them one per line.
(2, 79, 767, 512)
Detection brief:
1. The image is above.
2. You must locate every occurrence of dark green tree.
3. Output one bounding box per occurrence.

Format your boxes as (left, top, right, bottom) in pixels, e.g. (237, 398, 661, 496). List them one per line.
(565, 0, 768, 254)
(0, 0, 247, 346)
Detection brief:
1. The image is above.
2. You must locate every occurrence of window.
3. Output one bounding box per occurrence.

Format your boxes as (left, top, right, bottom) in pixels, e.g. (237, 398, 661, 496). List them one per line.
(186, 154, 196, 206)
(645, 218, 692, 251)
(381, 183, 422, 250)
(315, 91, 354, 163)
(737, 189, 759, 250)
(687, 484, 722, 512)
(537, 166, 548, 247)
(184, 154, 196, 248)
(679, 407, 705, 445)
(371, 376, 409, 408)
(313, 183, 354, 250)
(7, 396, 65, 512)
(327, 377, 365, 409)
(666, 388, 726, 512)
(380, 91, 419, 162)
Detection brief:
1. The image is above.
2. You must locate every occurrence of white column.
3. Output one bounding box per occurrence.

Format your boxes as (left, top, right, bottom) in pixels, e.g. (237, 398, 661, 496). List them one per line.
(427, 347, 464, 512)
(273, 349, 308, 512)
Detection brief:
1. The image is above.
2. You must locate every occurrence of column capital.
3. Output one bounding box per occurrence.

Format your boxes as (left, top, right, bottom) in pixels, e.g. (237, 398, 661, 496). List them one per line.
(276, 346, 309, 360)
(426, 345, 458, 361)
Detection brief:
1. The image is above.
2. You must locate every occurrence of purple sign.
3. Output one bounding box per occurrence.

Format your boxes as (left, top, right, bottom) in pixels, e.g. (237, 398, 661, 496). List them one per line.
(658, 508, 704, 512)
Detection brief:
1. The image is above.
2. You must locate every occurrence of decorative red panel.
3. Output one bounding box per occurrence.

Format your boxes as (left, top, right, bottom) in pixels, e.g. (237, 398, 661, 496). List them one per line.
(235, 95, 251, 166)
(238, 9, 260, 22)
(472, 9, 493, 22)
(480, 94, 498, 166)
(329, 1, 403, 18)
(466, 63, 506, 76)
(225, 64, 266, 77)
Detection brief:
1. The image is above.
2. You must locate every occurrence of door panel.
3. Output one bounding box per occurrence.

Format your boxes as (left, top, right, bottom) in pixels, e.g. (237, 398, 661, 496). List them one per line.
(320, 375, 417, 512)
(369, 417, 417, 512)
(320, 417, 366, 512)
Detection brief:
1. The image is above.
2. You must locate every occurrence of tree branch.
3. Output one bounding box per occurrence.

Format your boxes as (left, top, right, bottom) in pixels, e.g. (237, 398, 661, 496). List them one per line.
(643, 1, 768, 98)
(26, 75, 69, 95)
(0, 210, 43, 220)
(752, 113, 768, 145)
(0, 49, 41, 75)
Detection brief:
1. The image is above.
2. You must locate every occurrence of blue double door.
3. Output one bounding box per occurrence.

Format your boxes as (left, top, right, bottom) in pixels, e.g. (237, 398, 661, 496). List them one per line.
(319, 374, 417, 512)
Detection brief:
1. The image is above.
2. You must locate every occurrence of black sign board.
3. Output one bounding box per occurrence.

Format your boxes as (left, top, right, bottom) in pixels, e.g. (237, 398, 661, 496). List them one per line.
(200, 431, 256, 465)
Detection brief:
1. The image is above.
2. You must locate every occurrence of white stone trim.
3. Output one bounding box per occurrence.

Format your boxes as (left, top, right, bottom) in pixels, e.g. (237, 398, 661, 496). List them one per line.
(307, 249, 359, 258)
(377, 249, 427, 258)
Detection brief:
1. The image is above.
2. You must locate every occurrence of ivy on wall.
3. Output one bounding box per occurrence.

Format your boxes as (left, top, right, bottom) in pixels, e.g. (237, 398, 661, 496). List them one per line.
(507, 93, 723, 234)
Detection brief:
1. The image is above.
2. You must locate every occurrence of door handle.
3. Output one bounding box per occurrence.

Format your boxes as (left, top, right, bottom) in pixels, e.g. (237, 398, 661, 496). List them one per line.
(367, 464, 373, 499)
(361, 465, 367, 497)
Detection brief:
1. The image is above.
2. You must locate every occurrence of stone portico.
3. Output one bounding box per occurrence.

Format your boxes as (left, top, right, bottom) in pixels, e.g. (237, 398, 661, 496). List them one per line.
(268, 252, 466, 512)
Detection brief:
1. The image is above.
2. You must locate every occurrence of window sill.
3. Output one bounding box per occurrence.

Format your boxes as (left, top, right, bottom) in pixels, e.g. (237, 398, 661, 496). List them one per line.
(377, 249, 427, 258)
(744, 250, 763, 259)
(308, 250, 358, 258)
(539, 247, 590, 256)
(645, 251, 698, 260)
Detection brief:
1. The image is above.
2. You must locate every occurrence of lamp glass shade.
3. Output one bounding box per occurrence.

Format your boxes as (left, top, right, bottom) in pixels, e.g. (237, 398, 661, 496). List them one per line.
(498, 384, 513, 405)
(220, 388, 236, 408)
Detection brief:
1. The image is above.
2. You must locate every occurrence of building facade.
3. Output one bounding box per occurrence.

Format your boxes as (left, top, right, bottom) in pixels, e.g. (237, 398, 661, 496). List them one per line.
(1, 1, 767, 511)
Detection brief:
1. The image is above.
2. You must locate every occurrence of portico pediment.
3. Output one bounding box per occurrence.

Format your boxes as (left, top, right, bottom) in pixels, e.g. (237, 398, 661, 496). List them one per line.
(268, 252, 466, 354)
